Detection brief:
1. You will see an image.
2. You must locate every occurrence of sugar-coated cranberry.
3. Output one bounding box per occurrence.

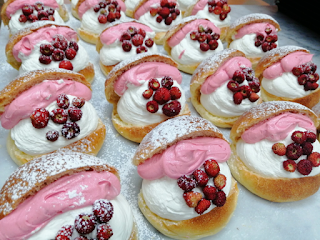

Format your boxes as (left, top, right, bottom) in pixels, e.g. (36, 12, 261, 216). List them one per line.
(59, 60, 73, 70)
(39, 55, 52, 64)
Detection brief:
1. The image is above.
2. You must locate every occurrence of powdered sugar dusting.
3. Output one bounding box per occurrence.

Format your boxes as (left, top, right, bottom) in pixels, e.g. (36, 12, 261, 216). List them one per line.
(230, 13, 279, 30)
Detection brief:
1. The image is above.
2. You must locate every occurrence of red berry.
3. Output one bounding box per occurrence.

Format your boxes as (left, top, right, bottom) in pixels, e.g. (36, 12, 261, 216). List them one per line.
(297, 74, 308, 85)
(160, 0, 169, 7)
(52, 49, 65, 61)
(142, 89, 153, 99)
(98, 14, 108, 24)
(55, 225, 73, 240)
(120, 32, 131, 42)
(37, 10, 48, 19)
(304, 82, 319, 91)
(162, 100, 181, 117)
(232, 70, 245, 83)
(131, 34, 144, 46)
(272, 142, 286, 156)
(190, 31, 198, 40)
(136, 46, 148, 53)
(74, 213, 96, 234)
(93, 199, 114, 223)
(156, 15, 163, 23)
(97, 223, 113, 240)
(46, 130, 59, 142)
(193, 169, 209, 187)
(74, 237, 88, 240)
(69, 41, 79, 51)
(72, 97, 85, 108)
(183, 191, 203, 208)
(48, 15, 55, 21)
(153, 88, 171, 104)
(222, 3, 231, 13)
(170, 86, 181, 100)
(127, 26, 137, 36)
(239, 85, 252, 99)
(261, 42, 271, 52)
(68, 107, 82, 122)
(19, 14, 28, 23)
(40, 44, 54, 56)
(65, 48, 77, 60)
(212, 191, 227, 207)
(146, 100, 159, 113)
(30, 108, 49, 129)
(107, 12, 116, 22)
(61, 122, 80, 139)
(161, 76, 174, 89)
(233, 92, 243, 105)
(249, 92, 259, 102)
(27, 14, 38, 22)
(308, 152, 320, 167)
(122, 40, 132, 52)
(204, 159, 220, 177)
(150, 8, 158, 17)
(203, 185, 217, 200)
(177, 175, 197, 191)
(306, 131, 317, 143)
(292, 66, 303, 76)
(57, 94, 70, 109)
(94, 4, 101, 12)
(283, 159, 297, 172)
(39, 55, 52, 64)
(195, 199, 211, 215)
(227, 80, 239, 92)
(148, 78, 160, 90)
(137, 28, 146, 38)
(34, 2, 44, 11)
(145, 38, 154, 48)
(297, 159, 313, 175)
(286, 143, 303, 160)
(291, 131, 307, 144)
(208, 40, 219, 50)
(200, 42, 209, 51)
(213, 6, 222, 15)
(165, 16, 173, 25)
(302, 142, 313, 155)
(158, 7, 170, 18)
(219, 13, 227, 20)
(50, 108, 68, 124)
(22, 4, 34, 15)
(249, 81, 260, 93)
(59, 60, 73, 70)
(214, 174, 227, 190)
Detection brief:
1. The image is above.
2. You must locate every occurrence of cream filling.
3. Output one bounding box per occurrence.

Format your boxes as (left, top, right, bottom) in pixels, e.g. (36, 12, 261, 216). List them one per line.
(194, 4, 231, 28)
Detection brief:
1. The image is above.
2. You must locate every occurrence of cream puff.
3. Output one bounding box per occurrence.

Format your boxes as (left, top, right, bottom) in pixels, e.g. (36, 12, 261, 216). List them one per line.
(229, 101, 320, 202)
(163, 16, 224, 74)
(96, 19, 158, 76)
(255, 45, 320, 109)
(183, 0, 232, 41)
(0, 151, 138, 240)
(225, 13, 281, 68)
(6, 22, 95, 83)
(177, 0, 197, 16)
(76, 0, 127, 44)
(132, 115, 239, 239)
(124, 0, 140, 18)
(190, 49, 262, 128)
(71, 0, 80, 19)
(0, 69, 106, 166)
(133, 0, 183, 45)
(104, 52, 190, 143)
(1, 0, 68, 36)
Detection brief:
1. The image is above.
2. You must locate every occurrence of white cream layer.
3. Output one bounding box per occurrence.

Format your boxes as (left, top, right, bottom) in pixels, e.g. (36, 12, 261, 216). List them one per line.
(193, 4, 231, 28)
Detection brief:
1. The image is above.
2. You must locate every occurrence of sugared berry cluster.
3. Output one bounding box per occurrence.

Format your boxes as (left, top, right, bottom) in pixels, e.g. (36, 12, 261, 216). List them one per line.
(143, 76, 182, 117)
(120, 26, 154, 54)
(227, 67, 260, 104)
(207, 0, 231, 20)
(189, 25, 220, 52)
(149, 0, 180, 25)
(292, 62, 319, 91)
(272, 131, 320, 175)
(55, 199, 114, 240)
(94, 0, 122, 24)
(18, 2, 55, 23)
(254, 27, 277, 52)
(177, 159, 227, 215)
(30, 94, 85, 141)
(39, 34, 79, 70)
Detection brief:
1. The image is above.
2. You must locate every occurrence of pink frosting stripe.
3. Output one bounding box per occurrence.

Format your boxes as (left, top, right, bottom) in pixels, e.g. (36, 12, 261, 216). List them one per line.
(263, 52, 313, 80)
(241, 112, 316, 144)
(100, 22, 153, 45)
(168, 19, 220, 47)
(134, 0, 177, 19)
(137, 137, 231, 180)
(191, 0, 207, 15)
(114, 62, 182, 96)
(6, 0, 59, 18)
(0, 171, 120, 240)
(234, 23, 277, 39)
(78, 0, 126, 19)
(201, 57, 252, 94)
(1, 80, 92, 129)
(13, 26, 78, 62)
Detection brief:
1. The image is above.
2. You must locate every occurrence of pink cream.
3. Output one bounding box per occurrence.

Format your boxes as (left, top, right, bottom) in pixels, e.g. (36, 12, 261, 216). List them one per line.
(137, 137, 231, 180)
(78, 0, 126, 19)
(13, 26, 77, 62)
(263, 52, 313, 80)
(1, 80, 92, 129)
(168, 19, 220, 47)
(191, 0, 207, 15)
(201, 57, 252, 94)
(100, 22, 153, 45)
(241, 112, 316, 144)
(114, 62, 182, 96)
(0, 171, 120, 240)
(6, 0, 59, 18)
(134, 0, 177, 19)
(234, 22, 277, 39)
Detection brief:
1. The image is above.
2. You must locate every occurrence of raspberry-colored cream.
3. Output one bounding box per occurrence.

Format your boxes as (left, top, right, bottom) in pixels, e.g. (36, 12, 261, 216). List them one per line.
(200, 57, 252, 94)
(234, 22, 277, 39)
(78, 0, 126, 19)
(1, 80, 92, 129)
(263, 52, 313, 80)
(114, 62, 182, 96)
(6, 0, 59, 18)
(0, 171, 120, 240)
(100, 22, 153, 45)
(191, 0, 207, 15)
(12, 26, 78, 62)
(241, 112, 316, 144)
(168, 19, 220, 47)
(137, 137, 231, 180)
(134, 0, 177, 19)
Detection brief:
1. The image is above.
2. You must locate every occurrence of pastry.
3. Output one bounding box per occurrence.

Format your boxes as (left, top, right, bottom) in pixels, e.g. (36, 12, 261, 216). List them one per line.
(190, 48, 262, 128)
(0, 151, 138, 240)
(6, 22, 95, 83)
(229, 101, 320, 202)
(0, 69, 106, 166)
(96, 19, 158, 76)
(177, 0, 197, 16)
(163, 16, 224, 74)
(1, 0, 69, 36)
(183, 0, 232, 41)
(225, 13, 281, 68)
(132, 115, 239, 239)
(104, 52, 190, 143)
(255, 45, 320, 109)
(76, 0, 127, 44)
(133, 0, 183, 45)
(124, 0, 140, 18)
(71, 0, 80, 19)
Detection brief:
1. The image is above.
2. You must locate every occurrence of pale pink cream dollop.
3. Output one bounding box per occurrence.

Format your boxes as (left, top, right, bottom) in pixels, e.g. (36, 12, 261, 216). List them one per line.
(1, 80, 92, 129)
(78, 0, 126, 19)
(200, 57, 252, 94)
(100, 22, 153, 45)
(234, 22, 277, 39)
(114, 62, 182, 96)
(13, 26, 78, 62)
(241, 112, 316, 144)
(168, 19, 220, 47)
(134, 0, 177, 19)
(191, 0, 207, 15)
(137, 137, 231, 180)
(6, 0, 59, 18)
(0, 171, 120, 240)
(263, 52, 313, 79)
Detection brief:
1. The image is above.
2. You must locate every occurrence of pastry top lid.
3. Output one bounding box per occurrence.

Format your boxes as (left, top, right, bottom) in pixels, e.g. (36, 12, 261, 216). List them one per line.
(0, 151, 119, 219)
(132, 115, 228, 166)
(229, 13, 280, 30)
